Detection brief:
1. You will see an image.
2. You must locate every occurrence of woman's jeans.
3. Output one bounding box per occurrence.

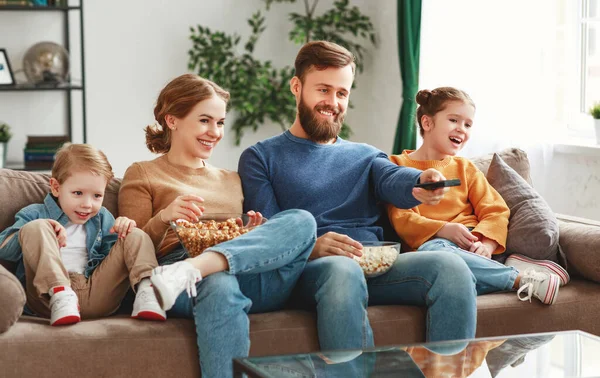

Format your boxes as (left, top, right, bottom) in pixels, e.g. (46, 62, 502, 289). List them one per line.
(158, 209, 316, 378)
(418, 238, 518, 295)
(290, 245, 479, 351)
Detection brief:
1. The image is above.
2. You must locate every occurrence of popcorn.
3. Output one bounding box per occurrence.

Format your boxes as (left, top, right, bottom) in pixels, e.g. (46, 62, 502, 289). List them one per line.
(353, 244, 399, 277)
(173, 218, 250, 257)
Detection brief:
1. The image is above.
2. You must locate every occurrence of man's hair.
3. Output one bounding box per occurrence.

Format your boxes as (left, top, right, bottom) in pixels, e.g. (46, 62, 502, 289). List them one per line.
(415, 87, 475, 137)
(145, 74, 230, 154)
(52, 143, 114, 185)
(294, 41, 356, 82)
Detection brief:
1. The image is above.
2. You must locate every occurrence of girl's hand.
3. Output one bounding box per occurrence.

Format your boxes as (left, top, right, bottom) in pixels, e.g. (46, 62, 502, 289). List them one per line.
(245, 210, 263, 227)
(470, 237, 497, 259)
(47, 219, 67, 248)
(160, 194, 205, 223)
(435, 223, 478, 250)
(110, 217, 137, 239)
(412, 168, 448, 205)
(468, 241, 492, 259)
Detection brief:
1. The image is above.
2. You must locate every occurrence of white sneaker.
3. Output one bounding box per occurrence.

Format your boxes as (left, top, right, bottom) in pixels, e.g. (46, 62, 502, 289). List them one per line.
(150, 261, 202, 311)
(131, 279, 167, 321)
(49, 287, 81, 326)
(517, 269, 560, 305)
(506, 254, 570, 286)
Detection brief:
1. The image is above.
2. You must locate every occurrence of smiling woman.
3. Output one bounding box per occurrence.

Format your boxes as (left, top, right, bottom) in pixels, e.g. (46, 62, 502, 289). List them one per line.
(117, 73, 317, 378)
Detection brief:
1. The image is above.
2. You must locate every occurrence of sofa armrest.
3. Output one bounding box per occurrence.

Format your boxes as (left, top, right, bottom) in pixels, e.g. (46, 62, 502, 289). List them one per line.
(558, 218, 600, 284)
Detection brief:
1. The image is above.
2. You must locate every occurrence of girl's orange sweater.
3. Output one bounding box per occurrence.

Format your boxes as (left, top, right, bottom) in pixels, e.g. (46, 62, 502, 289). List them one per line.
(387, 150, 509, 254)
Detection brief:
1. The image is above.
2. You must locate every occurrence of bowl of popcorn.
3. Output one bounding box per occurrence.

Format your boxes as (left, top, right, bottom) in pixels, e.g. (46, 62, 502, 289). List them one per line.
(171, 213, 267, 257)
(353, 241, 400, 278)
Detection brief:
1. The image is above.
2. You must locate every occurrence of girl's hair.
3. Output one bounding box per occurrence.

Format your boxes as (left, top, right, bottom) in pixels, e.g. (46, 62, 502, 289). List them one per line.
(145, 74, 230, 154)
(52, 143, 114, 185)
(294, 40, 356, 83)
(415, 87, 475, 137)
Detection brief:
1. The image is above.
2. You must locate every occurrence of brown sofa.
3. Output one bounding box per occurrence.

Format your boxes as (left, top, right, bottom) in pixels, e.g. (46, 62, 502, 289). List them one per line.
(1, 148, 600, 378)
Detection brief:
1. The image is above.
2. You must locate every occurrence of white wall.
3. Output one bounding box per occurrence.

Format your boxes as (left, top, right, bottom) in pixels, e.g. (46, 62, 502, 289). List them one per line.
(0, 0, 401, 176)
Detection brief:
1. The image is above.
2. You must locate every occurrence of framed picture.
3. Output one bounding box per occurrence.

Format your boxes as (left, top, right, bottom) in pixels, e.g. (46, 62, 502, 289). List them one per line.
(0, 49, 15, 86)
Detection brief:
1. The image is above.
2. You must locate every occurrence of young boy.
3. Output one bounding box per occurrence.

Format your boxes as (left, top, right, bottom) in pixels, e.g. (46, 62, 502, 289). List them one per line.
(0, 143, 165, 325)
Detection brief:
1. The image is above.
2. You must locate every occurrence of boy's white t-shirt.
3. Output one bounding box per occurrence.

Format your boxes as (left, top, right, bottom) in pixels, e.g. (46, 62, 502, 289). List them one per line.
(60, 222, 88, 274)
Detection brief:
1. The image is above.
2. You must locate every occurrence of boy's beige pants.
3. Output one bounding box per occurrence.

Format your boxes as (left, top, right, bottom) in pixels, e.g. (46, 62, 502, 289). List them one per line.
(18, 219, 158, 319)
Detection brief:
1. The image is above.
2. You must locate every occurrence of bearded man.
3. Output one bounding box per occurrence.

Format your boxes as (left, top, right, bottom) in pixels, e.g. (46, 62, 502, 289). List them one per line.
(238, 41, 478, 351)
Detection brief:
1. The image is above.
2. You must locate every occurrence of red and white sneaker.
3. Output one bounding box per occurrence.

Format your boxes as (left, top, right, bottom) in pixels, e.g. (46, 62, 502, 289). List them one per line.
(131, 279, 166, 321)
(506, 254, 570, 286)
(49, 286, 81, 326)
(517, 269, 560, 305)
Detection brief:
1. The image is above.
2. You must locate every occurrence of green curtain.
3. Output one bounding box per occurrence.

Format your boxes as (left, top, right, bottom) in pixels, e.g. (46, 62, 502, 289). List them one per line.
(392, 0, 422, 154)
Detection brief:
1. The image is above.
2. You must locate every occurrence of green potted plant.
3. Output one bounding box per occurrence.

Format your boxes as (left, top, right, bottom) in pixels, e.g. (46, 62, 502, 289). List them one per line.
(590, 102, 600, 145)
(0, 122, 12, 168)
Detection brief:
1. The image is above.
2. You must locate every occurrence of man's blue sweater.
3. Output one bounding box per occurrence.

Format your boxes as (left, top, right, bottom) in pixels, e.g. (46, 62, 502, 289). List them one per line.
(239, 131, 423, 242)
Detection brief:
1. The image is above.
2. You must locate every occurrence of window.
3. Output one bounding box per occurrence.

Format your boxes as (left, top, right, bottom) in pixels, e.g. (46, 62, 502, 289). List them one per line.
(581, 0, 600, 113)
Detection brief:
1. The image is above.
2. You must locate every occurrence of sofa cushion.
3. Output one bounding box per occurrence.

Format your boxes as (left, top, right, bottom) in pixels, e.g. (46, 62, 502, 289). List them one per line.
(486, 154, 560, 262)
(0, 169, 121, 232)
(0, 264, 25, 334)
(471, 148, 532, 184)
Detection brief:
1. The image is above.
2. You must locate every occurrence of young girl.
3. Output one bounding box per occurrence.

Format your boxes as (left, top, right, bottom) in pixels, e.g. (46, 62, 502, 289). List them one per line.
(388, 87, 569, 305)
(118, 74, 316, 378)
(0, 144, 165, 326)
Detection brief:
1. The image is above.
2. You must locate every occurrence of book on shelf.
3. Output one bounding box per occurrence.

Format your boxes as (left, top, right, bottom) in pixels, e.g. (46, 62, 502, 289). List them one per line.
(23, 135, 69, 168)
(26, 135, 70, 144)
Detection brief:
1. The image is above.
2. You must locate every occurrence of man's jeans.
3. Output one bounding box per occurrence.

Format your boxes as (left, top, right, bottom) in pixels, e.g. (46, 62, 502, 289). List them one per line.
(291, 249, 478, 350)
(158, 209, 316, 378)
(418, 238, 518, 295)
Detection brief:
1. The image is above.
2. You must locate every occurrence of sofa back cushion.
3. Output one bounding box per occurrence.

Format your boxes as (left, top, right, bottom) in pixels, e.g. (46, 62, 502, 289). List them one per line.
(470, 148, 532, 184)
(0, 169, 121, 232)
(486, 154, 560, 262)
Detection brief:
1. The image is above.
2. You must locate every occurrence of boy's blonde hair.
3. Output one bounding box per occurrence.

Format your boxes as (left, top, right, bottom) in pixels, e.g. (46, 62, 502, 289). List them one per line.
(415, 87, 475, 137)
(52, 143, 114, 185)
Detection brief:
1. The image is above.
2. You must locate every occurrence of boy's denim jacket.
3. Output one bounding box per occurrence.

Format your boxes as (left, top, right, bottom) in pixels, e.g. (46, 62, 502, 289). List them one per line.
(0, 193, 118, 285)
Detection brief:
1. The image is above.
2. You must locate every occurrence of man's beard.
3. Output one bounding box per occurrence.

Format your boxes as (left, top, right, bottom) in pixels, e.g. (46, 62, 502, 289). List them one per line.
(298, 95, 345, 143)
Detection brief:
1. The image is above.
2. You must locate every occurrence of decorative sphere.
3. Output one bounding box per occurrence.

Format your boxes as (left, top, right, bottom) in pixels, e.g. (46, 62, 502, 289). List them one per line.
(23, 42, 70, 84)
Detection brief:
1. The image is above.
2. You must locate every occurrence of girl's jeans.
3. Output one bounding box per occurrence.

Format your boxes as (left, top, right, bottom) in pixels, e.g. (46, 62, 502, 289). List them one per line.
(418, 238, 518, 295)
(158, 209, 316, 378)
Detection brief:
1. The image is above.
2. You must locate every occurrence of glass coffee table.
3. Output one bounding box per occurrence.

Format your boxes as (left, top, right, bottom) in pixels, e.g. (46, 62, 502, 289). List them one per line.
(233, 330, 600, 377)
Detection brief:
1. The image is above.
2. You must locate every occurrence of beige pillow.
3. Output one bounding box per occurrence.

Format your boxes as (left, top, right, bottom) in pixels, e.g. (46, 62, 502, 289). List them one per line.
(0, 263, 25, 334)
(486, 154, 560, 262)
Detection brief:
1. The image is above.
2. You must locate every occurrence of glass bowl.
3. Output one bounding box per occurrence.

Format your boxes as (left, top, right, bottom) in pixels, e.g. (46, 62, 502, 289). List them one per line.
(170, 213, 267, 257)
(354, 241, 401, 278)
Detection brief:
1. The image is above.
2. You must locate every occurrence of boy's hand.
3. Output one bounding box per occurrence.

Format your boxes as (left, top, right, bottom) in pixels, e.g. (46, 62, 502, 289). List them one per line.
(413, 168, 448, 205)
(160, 194, 205, 223)
(47, 219, 67, 248)
(310, 232, 363, 260)
(435, 223, 478, 250)
(110, 217, 136, 239)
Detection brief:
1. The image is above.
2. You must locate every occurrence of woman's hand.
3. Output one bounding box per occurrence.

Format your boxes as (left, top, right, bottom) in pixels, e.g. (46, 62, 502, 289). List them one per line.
(412, 168, 448, 205)
(435, 223, 478, 250)
(110, 217, 137, 239)
(245, 210, 264, 227)
(160, 194, 205, 223)
(47, 219, 67, 247)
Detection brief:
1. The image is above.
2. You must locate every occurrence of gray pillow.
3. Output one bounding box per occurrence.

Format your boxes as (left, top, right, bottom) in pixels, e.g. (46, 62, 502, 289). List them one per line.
(486, 153, 560, 262)
(0, 263, 25, 334)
